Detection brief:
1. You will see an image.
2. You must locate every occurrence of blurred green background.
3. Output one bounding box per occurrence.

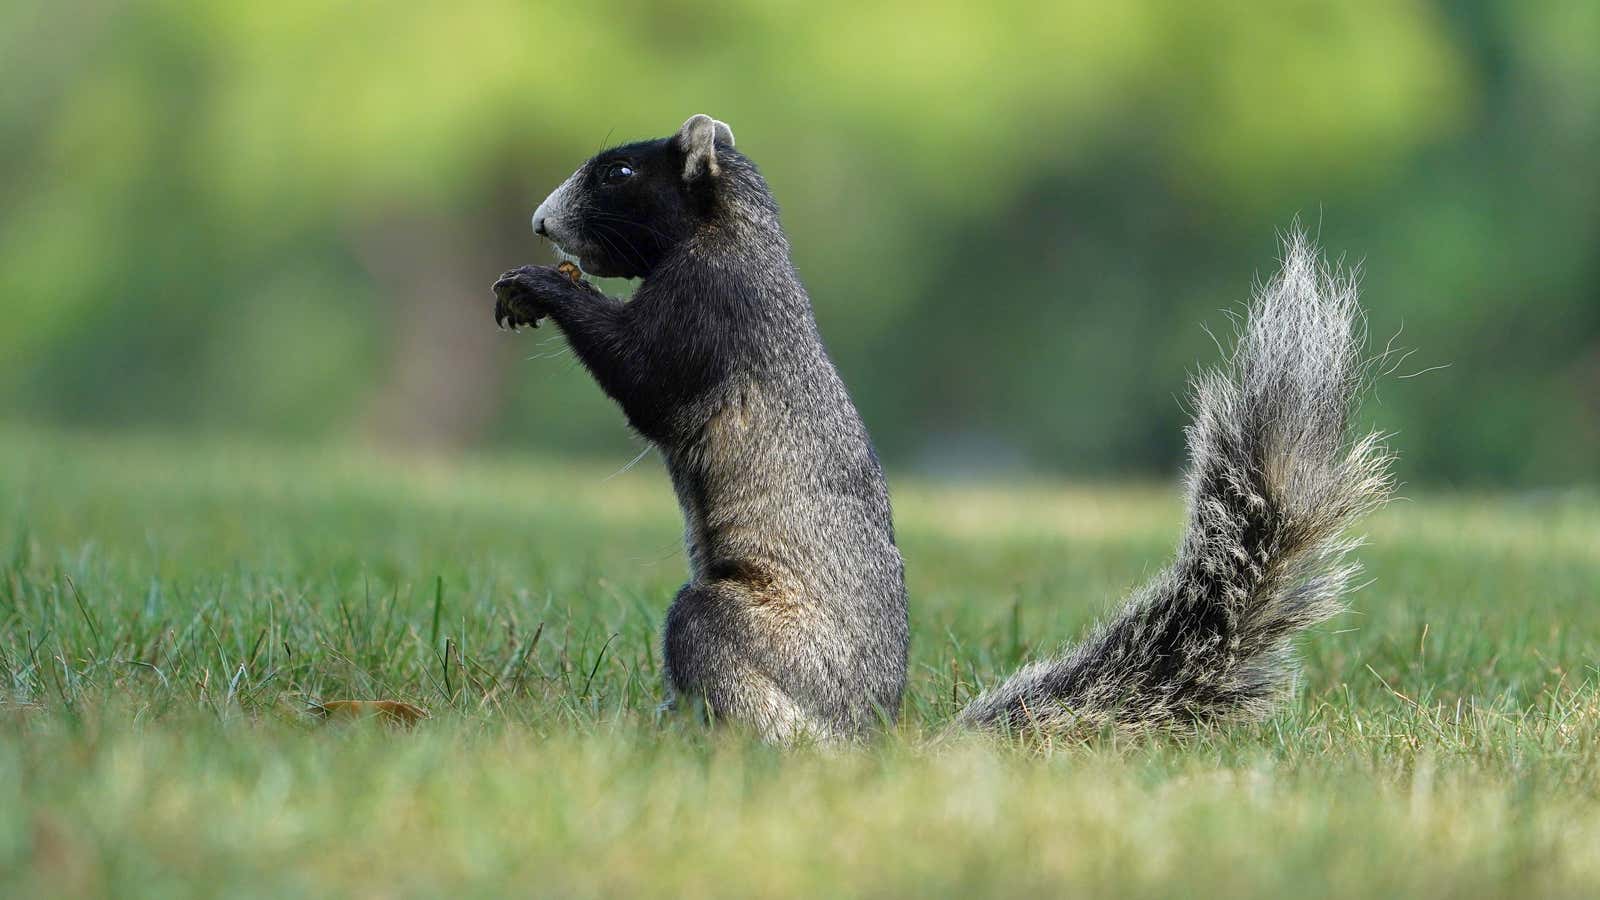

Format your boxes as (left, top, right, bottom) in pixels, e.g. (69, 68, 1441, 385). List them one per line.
(1, 0, 1595, 486)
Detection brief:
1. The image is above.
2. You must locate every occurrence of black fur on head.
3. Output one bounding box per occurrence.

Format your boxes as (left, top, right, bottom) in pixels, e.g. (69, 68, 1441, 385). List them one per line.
(532, 114, 742, 279)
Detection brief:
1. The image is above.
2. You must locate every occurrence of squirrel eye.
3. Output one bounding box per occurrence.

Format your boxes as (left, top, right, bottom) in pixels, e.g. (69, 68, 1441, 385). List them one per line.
(602, 164, 635, 185)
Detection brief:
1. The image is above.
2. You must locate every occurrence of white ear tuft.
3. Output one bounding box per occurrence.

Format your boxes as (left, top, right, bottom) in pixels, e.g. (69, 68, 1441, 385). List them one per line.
(675, 114, 735, 180)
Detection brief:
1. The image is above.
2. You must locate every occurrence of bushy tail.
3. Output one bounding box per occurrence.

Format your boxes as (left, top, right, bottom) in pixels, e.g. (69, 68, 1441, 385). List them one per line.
(958, 230, 1394, 737)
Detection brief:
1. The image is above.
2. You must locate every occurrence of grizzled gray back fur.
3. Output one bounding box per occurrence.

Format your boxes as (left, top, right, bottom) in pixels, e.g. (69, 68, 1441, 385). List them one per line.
(655, 150, 909, 742)
(957, 230, 1393, 737)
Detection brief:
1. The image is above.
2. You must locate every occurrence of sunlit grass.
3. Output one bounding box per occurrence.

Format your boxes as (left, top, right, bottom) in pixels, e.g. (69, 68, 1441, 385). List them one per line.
(2, 427, 1597, 898)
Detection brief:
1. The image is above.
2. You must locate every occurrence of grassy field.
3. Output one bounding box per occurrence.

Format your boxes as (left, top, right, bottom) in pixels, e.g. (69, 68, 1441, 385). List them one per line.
(2, 427, 1597, 898)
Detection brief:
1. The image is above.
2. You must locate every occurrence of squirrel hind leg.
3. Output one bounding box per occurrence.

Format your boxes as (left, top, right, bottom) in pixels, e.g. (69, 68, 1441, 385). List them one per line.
(659, 674, 827, 745)
(662, 583, 839, 745)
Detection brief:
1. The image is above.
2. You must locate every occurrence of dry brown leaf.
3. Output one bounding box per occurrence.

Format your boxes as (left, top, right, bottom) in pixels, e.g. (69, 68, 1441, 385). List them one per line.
(310, 699, 430, 727)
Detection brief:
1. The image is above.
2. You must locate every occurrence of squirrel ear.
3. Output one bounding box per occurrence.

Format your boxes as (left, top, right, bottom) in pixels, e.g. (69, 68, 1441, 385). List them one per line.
(675, 114, 735, 181)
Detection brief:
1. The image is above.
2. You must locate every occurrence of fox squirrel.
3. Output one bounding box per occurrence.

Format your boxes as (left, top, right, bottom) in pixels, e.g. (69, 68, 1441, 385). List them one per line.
(493, 114, 1392, 743)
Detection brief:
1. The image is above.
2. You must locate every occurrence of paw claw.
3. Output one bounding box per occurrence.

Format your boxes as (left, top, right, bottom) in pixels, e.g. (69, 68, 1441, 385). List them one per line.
(490, 264, 569, 333)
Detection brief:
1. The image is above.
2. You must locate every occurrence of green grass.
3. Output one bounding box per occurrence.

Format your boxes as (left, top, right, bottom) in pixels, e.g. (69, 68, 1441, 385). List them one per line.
(2, 427, 1597, 898)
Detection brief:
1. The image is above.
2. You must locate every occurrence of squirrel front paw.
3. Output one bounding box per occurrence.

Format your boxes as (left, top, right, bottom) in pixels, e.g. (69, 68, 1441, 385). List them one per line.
(492, 264, 579, 330)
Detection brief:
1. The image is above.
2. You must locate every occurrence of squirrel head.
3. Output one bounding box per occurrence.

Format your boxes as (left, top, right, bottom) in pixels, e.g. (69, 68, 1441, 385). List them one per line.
(531, 114, 748, 279)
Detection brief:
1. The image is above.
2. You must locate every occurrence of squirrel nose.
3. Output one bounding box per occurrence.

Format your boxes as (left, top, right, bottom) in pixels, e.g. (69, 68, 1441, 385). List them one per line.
(533, 216, 548, 237)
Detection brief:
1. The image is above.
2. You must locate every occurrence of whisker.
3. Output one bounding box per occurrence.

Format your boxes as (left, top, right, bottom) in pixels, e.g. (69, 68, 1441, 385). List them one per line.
(588, 224, 637, 270)
(592, 221, 649, 269)
(587, 210, 674, 243)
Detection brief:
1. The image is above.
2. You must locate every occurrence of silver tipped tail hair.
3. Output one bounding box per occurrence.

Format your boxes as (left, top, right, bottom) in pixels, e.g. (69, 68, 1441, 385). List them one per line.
(958, 229, 1395, 737)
